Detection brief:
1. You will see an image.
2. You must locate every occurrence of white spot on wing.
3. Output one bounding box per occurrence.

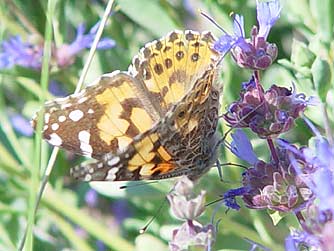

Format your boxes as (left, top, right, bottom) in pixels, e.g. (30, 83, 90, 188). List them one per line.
(58, 115, 66, 122)
(107, 156, 120, 166)
(61, 103, 72, 109)
(84, 174, 92, 181)
(106, 167, 119, 181)
(88, 109, 94, 114)
(48, 133, 62, 146)
(44, 113, 50, 123)
(69, 110, 84, 122)
(78, 97, 88, 104)
(51, 123, 59, 131)
(78, 130, 93, 156)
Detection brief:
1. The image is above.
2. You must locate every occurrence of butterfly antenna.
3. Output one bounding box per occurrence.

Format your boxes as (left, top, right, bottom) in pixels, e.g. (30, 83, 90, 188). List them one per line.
(119, 181, 158, 190)
(139, 197, 168, 234)
(199, 10, 227, 34)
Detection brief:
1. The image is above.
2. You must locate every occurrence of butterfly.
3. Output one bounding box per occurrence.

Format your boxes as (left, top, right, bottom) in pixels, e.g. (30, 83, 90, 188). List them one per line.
(32, 30, 223, 182)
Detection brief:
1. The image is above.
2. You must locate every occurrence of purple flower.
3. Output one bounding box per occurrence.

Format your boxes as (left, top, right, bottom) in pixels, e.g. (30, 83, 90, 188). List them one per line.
(0, 36, 43, 70)
(48, 80, 68, 97)
(280, 119, 334, 250)
(110, 199, 131, 225)
(85, 189, 98, 207)
(96, 240, 106, 251)
(224, 84, 310, 138)
(223, 187, 250, 210)
(9, 113, 34, 137)
(256, 0, 281, 39)
(0, 22, 115, 70)
(214, 0, 280, 70)
(229, 129, 259, 165)
(224, 137, 313, 212)
(213, 14, 250, 56)
(54, 22, 116, 68)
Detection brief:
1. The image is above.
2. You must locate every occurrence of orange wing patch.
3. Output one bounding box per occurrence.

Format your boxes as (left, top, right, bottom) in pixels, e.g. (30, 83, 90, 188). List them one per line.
(33, 72, 160, 159)
(70, 130, 178, 181)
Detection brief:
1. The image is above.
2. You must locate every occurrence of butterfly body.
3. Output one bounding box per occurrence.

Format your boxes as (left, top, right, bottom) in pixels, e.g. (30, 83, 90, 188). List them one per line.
(33, 30, 222, 181)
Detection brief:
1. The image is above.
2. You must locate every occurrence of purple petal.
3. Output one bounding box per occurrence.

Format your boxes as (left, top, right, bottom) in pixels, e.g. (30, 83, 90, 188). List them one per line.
(95, 38, 116, 50)
(256, 0, 281, 38)
(223, 187, 249, 210)
(233, 14, 245, 38)
(9, 113, 33, 137)
(214, 34, 235, 55)
(85, 189, 98, 207)
(230, 129, 259, 165)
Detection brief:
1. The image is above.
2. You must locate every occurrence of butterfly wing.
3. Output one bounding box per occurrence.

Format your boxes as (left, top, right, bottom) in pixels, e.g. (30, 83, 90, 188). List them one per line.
(129, 30, 219, 114)
(32, 72, 161, 159)
(70, 63, 222, 181)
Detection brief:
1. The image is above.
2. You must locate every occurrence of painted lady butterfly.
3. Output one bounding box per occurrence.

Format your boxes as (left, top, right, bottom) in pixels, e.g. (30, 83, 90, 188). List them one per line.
(32, 30, 222, 181)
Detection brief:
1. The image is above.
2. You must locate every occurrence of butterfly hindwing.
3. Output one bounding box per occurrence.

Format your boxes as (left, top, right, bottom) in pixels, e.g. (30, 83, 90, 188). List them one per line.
(128, 30, 219, 113)
(70, 63, 221, 181)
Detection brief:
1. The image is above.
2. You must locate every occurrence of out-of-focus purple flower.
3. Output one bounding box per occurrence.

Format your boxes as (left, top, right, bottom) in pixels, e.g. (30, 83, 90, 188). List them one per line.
(256, 0, 281, 39)
(0, 36, 43, 70)
(281, 119, 334, 251)
(48, 80, 68, 97)
(110, 199, 131, 225)
(169, 220, 215, 251)
(224, 83, 310, 138)
(85, 189, 98, 207)
(96, 240, 106, 251)
(229, 129, 259, 165)
(0, 22, 115, 70)
(55, 23, 116, 68)
(167, 176, 206, 220)
(9, 113, 34, 137)
(214, 0, 280, 70)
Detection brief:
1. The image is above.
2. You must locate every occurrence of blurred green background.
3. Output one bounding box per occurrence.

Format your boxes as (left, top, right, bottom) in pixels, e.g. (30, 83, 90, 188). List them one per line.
(0, 0, 332, 250)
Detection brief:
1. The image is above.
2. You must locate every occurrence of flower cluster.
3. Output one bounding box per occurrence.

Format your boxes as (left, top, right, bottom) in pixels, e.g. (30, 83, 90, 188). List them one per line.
(0, 22, 115, 70)
(224, 130, 313, 212)
(207, 0, 333, 250)
(214, 0, 280, 70)
(281, 121, 334, 251)
(167, 176, 215, 251)
(225, 79, 309, 138)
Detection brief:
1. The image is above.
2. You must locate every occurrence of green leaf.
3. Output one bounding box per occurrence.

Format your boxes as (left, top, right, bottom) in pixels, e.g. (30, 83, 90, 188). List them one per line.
(310, 0, 334, 43)
(134, 234, 168, 251)
(291, 39, 315, 67)
(118, 0, 177, 37)
(277, 59, 312, 78)
(268, 210, 286, 225)
(311, 57, 331, 102)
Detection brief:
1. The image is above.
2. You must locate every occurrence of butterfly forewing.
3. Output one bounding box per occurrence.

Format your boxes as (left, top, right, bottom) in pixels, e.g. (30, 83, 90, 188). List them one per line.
(33, 72, 160, 159)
